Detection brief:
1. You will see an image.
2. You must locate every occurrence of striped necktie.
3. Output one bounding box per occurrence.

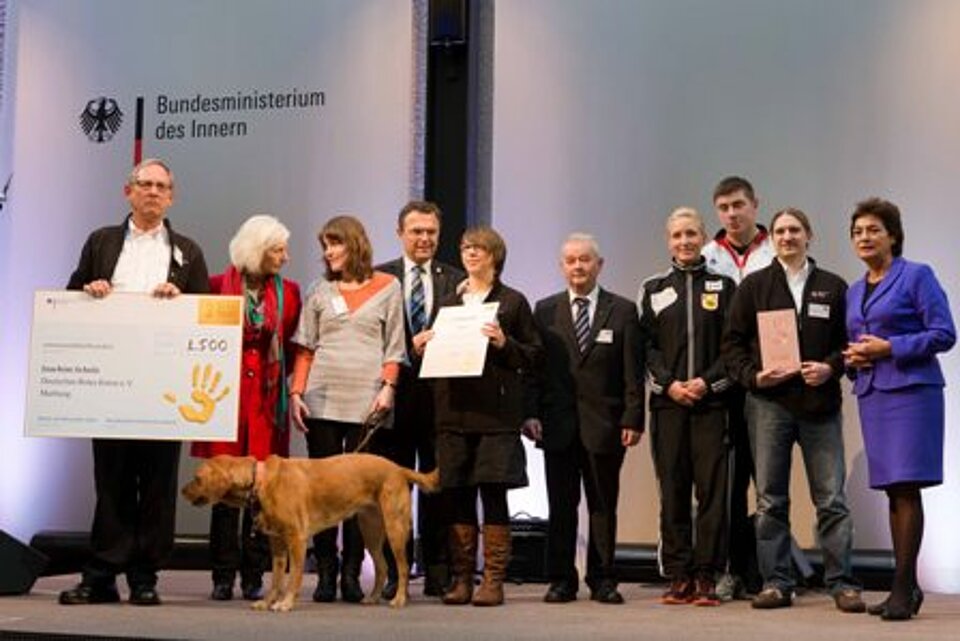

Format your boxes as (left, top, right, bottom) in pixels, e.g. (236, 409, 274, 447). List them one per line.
(409, 265, 427, 334)
(573, 296, 590, 353)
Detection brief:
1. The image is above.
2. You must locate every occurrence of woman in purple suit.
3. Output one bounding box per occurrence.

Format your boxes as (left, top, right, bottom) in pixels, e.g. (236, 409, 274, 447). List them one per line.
(844, 198, 956, 621)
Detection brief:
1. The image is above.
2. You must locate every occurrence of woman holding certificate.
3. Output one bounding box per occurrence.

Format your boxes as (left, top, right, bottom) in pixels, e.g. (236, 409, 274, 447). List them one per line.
(722, 208, 864, 613)
(190, 215, 302, 602)
(289, 215, 406, 603)
(423, 226, 541, 607)
(844, 198, 955, 621)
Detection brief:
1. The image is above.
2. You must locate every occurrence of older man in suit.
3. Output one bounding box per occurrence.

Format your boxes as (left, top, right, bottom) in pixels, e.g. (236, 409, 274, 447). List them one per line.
(58, 158, 209, 607)
(524, 233, 644, 604)
(375, 200, 464, 597)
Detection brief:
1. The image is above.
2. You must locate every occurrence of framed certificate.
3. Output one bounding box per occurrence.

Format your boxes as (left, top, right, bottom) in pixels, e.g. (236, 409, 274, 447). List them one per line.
(25, 291, 242, 440)
(757, 308, 801, 372)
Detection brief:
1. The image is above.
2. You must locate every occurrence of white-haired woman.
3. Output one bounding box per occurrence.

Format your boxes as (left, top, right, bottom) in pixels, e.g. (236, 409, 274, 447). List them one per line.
(191, 214, 302, 601)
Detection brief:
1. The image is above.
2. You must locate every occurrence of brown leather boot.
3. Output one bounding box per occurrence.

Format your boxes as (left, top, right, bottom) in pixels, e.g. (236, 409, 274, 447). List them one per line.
(472, 524, 511, 606)
(442, 524, 477, 605)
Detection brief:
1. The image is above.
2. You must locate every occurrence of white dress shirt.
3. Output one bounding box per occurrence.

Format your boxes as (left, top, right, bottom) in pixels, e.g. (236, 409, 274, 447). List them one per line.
(777, 257, 810, 313)
(111, 220, 171, 293)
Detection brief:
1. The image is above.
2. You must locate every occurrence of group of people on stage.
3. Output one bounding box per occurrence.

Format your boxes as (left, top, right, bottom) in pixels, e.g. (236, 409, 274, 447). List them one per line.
(57, 160, 954, 623)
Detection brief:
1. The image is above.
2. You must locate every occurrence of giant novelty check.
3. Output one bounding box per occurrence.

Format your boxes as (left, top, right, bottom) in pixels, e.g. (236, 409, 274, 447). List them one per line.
(25, 291, 243, 440)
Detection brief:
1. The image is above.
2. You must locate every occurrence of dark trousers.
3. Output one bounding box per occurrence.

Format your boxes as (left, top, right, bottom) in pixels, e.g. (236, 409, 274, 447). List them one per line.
(544, 435, 624, 589)
(449, 484, 510, 525)
(304, 419, 364, 577)
(650, 405, 728, 579)
(83, 439, 181, 590)
(726, 390, 760, 588)
(371, 375, 447, 573)
(209, 503, 269, 588)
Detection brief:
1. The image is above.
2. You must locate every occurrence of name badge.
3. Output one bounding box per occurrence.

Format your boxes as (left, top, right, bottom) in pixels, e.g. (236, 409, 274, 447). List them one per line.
(331, 295, 349, 316)
(596, 328, 614, 344)
(705, 279, 724, 292)
(650, 286, 677, 315)
(808, 302, 830, 319)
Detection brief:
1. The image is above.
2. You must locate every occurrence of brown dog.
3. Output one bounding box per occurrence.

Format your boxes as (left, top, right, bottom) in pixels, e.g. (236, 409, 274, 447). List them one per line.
(181, 453, 439, 611)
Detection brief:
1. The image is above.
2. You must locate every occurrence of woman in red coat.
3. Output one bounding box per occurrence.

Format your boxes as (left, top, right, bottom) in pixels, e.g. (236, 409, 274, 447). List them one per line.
(190, 215, 302, 601)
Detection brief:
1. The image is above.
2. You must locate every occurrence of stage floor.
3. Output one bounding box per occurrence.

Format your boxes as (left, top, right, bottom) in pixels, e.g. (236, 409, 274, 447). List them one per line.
(1, 572, 957, 641)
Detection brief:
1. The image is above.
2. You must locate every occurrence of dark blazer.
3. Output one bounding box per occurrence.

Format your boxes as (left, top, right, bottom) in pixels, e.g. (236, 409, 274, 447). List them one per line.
(67, 214, 210, 295)
(433, 280, 542, 435)
(532, 288, 644, 454)
(376, 257, 465, 373)
(722, 257, 846, 418)
(846, 257, 956, 396)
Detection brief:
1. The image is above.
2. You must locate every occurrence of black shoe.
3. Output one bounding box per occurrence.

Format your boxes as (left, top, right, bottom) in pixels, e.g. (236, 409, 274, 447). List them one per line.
(879, 586, 924, 621)
(129, 586, 161, 606)
(313, 583, 335, 602)
(423, 565, 449, 597)
(58, 583, 121, 605)
(543, 583, 577, 603)
(341, 575, 364, 603)
(423, 578, 444, 597)
(381, 577, 398, 601)
(241, 584, 264, 601)
(590, 582, 624, 604)
(210, 582, 234, 601)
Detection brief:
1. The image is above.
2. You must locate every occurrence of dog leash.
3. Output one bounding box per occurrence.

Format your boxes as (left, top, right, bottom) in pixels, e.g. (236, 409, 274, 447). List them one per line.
(247, 460, 262, 539)
(354, 407, 390, 453)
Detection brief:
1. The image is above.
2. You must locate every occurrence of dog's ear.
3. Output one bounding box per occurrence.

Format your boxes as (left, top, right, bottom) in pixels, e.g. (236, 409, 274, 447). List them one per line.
(226, 456, 254, 486)
(200, 458, 238, 500)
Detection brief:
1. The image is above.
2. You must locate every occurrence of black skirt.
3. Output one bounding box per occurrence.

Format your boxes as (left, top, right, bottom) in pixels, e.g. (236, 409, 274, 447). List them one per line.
(437, 431, 528, 489)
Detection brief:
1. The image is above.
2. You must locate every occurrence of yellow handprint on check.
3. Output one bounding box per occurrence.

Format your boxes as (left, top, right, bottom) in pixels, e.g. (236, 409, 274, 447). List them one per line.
(163, 363, 230, 424)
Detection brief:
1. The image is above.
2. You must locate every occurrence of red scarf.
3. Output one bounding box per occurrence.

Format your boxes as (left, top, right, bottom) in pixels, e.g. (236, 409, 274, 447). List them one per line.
(220, 265, 287, 431)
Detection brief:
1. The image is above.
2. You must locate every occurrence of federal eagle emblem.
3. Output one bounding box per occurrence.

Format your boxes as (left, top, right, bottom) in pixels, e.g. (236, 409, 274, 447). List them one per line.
(79, 97, 123, 143)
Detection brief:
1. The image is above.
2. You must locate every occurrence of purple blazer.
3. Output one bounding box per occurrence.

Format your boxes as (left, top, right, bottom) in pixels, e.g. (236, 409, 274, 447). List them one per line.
(845, 257, 956, 396)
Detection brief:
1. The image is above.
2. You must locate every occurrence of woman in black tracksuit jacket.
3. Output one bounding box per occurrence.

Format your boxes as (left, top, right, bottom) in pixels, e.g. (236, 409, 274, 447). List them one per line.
(638, 208, 736, 606)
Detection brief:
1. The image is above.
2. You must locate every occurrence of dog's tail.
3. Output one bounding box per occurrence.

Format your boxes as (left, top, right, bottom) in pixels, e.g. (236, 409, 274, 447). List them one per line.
(404, 468, 441, 494)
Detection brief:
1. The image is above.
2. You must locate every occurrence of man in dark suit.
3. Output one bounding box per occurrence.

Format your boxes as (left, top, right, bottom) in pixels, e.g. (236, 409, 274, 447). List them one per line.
(524, 233, 644, 604)
(58, 158, 209, 607)
(375, 200, 464, 597)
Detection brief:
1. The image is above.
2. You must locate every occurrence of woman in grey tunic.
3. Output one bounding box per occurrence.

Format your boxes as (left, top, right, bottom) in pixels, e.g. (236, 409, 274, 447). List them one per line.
(289, 215, 405, 603)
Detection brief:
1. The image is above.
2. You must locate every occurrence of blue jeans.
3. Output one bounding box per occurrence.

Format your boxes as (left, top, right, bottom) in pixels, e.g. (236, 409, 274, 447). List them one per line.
(745, 393, 857, 593)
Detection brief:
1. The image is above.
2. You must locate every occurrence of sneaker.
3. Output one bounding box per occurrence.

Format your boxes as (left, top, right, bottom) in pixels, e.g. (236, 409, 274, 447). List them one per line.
(715, 573, 744, 602)
(752, 586, 793, 609)
(833, 588, 866, 613)
(660, 578, 694, 605)
(693, 577, 721, 607)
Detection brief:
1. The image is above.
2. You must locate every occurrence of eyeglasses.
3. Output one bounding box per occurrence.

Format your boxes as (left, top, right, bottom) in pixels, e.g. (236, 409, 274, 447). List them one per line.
(133, 180, 172, 193)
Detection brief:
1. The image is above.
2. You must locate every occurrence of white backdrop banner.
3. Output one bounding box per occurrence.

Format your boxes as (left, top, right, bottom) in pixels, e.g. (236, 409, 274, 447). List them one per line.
(2, 0, 417, 538)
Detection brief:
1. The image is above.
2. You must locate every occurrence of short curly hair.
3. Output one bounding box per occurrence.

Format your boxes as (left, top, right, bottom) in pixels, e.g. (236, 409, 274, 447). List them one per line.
(850, 197, 904, 258)
(228, 215, 290, 275)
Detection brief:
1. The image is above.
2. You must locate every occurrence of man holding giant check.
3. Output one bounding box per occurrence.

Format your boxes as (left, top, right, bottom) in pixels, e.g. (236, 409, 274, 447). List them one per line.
(48, 159, 213, 607)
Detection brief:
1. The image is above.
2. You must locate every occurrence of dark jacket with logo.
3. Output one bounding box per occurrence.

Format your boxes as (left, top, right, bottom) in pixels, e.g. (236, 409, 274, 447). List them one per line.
(639, 259, 736, 411)
(722, 257, 847, 418)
